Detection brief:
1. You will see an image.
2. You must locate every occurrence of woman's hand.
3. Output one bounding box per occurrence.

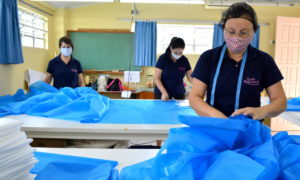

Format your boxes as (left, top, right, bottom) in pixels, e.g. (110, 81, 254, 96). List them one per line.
(161, 93, 169, 101)
(231, 107, 267, 120)
(211, 111, 228, 119)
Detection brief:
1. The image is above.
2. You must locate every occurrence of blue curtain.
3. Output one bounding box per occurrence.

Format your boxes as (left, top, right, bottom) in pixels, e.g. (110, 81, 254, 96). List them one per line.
(251, 26, 260, 49)
(212, 24, 224, 48)
(0, 0, 24, 64)
(212, 23, 260, 49)
(134, 21, 157, 66)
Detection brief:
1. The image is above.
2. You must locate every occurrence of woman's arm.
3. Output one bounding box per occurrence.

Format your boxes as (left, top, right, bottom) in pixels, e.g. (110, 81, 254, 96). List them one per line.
(78, 73, 85, 87)
(44, 73, 53, 84)
(231, 81, 287, 119)
(189, 78, 227, 118)
(154, 68, 169, 100)
(186, 70, 193, 84)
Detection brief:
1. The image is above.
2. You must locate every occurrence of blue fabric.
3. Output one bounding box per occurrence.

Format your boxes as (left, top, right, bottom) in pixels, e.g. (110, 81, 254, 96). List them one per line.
(32, 152, 118, 180)
(134, 21, 157, 66)
(212, 24, 260, 49)
(100, 100, 196, 124)
(273, 132, 300, 180)
(0, 0, 23, 64)
(119, 115, 282, 180)
(47, 55, 83, 89)
(191, 45, 283, 117)
(286, 97, 300, 111)
(0, 81, 110, 123)
(0, 81, 195, 124)
(212, 24, 224, 48)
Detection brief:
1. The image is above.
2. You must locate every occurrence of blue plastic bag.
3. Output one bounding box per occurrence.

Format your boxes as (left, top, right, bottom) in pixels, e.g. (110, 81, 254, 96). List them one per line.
(119, 115, 280, 180)
(273, 132, 300, 180)
(32, 152, 118, 180)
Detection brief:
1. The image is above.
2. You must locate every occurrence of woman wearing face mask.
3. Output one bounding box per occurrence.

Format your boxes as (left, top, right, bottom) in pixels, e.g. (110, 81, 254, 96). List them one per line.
(44, 36, 85, 89)
(189, 2, 286, 120)
(154, 37, 192, 101)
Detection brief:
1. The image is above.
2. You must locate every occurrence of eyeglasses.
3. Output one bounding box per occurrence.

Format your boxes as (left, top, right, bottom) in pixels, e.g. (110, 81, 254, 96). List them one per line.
(224, 27, 253, 38)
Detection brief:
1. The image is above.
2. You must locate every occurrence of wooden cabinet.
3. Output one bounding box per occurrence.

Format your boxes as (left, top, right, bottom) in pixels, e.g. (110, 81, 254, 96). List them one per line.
(136, 91, 155, 99)
(99, 91, 154, 99)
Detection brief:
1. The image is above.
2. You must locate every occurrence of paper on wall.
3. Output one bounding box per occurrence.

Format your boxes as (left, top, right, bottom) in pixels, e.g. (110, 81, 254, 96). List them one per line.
(124, 71, 140, 83)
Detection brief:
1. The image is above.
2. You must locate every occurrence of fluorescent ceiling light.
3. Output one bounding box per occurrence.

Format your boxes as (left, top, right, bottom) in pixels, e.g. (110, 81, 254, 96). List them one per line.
(120, 0, 205, 4)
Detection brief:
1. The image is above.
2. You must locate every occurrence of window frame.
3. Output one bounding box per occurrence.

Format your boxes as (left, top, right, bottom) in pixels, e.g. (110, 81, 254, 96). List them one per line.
(157, 24, 214, 55)
(18, 7, 48, 49)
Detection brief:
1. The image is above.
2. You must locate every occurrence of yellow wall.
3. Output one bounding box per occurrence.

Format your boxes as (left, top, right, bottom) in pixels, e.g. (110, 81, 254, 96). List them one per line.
(0, 1, 54, 95)
(1, 2, 300, 94)
(56, 3, 300, 87)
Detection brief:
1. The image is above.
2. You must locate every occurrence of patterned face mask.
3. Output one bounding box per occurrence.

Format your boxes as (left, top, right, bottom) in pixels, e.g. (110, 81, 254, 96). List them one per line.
(224, 35, 253, 54)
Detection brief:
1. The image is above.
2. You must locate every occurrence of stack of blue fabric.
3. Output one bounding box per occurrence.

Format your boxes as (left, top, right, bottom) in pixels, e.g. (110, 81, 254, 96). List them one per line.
(119, 115, 300, 180)
(31, 152, 118, 180)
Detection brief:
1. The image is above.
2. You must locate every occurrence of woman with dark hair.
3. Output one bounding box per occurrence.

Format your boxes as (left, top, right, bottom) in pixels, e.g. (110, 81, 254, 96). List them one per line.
(189, 3, 286, 120)
(44, 36, 85, 89)
(154, 37, 192, 101)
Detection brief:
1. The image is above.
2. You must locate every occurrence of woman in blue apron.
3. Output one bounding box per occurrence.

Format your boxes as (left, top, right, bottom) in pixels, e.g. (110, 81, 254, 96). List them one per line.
(154, 37, 192, 100)
(189, 3, 286, 120)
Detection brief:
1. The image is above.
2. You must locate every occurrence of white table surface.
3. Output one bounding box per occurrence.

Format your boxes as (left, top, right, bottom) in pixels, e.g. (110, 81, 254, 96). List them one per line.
(4, 115, 185, 140)
(35, 148, 159, 170)
(279, 111, 300, 127)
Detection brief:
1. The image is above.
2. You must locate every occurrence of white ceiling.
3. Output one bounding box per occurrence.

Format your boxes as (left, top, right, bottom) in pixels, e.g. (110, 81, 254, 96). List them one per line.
(31, 0, 205, 8)
(30, 0, 113, 8)
(31, 0, 300, 8)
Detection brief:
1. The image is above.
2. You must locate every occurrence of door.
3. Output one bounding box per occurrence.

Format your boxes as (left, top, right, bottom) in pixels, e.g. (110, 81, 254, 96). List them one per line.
(275, 16, 300, 97)
(273, 16, 300, 134)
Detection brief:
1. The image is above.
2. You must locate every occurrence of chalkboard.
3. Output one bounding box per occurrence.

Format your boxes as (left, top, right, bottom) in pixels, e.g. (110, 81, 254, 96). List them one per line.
(69, 31, 141, 71)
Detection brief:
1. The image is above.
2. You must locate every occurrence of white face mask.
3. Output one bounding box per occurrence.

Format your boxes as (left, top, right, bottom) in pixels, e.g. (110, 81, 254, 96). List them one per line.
(60, 47, 72, 57)
(171, 52, 182, 60)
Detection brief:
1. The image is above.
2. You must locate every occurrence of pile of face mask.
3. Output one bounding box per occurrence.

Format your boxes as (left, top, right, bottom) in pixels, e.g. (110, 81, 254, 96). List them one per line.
(0, 118, 37, 180)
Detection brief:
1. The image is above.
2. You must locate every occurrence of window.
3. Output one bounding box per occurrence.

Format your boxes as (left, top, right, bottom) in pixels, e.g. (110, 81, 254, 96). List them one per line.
(18, 7, 48, 49)
(157, 24, 214, 55)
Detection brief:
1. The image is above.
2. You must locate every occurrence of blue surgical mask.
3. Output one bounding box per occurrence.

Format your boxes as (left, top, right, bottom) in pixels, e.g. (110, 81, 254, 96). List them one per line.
(60, 47, 72, 57)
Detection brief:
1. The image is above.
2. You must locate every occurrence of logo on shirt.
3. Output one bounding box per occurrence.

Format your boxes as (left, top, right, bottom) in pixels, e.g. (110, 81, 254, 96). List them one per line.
(243, 77, 260, 86)
(178, 67, 186, 71)
(71, 69, 78, 73)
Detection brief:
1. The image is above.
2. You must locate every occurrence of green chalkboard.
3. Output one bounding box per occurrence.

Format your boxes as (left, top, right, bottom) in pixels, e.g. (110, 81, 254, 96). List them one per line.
(69, 31, 141, 71)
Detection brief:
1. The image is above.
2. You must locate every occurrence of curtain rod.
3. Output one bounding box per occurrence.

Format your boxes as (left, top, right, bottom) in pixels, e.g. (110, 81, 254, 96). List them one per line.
(119, 18, 218, 24)
(19, 0, 53, 16)
(118, 18, 269, 26)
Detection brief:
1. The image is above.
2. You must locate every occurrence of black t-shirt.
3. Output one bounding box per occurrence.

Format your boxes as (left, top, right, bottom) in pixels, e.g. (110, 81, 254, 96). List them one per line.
(154, 52, 191, 97)
(192, 45, 283, 117)
(47, 55, 83, 89)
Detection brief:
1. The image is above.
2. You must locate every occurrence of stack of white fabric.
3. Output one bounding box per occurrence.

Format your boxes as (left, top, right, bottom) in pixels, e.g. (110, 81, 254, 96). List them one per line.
(0, 118, 37, 180)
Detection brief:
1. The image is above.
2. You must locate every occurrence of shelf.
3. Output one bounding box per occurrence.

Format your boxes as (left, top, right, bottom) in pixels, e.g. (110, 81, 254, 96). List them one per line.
(83, 70, 124, 75)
